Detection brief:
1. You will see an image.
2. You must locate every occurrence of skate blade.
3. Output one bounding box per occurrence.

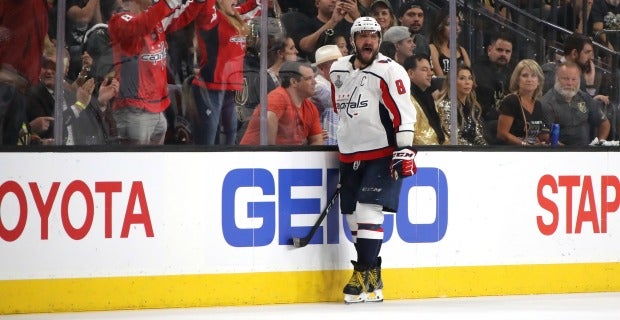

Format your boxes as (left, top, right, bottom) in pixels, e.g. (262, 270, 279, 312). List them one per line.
(344, 292, 367, 304)
(365, 289, 383, 302)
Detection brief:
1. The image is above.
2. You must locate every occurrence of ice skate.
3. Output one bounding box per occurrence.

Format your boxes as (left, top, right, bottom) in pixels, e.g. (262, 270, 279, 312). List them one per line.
(366, 257, 383, 303)
(343, 261, 368, 304)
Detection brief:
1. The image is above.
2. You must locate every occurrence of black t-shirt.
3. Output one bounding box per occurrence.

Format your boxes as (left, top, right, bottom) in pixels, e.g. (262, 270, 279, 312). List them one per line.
(301, 18, 352, 62)
(499, 93, 547, 140)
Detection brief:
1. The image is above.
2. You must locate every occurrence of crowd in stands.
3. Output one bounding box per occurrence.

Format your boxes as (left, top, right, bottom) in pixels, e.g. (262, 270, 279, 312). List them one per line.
(1, 0, 618, 147)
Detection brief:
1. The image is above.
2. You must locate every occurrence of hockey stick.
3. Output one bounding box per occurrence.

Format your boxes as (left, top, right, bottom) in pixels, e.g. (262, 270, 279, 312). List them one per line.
(292, 187, 340, 248)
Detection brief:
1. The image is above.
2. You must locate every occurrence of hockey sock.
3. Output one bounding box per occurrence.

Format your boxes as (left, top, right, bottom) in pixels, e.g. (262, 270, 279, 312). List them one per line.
(356, 238, 382, 268)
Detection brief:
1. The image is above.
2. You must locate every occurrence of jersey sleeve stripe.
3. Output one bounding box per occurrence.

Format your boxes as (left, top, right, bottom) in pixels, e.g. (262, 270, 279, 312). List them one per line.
(380, 79, 401, 130)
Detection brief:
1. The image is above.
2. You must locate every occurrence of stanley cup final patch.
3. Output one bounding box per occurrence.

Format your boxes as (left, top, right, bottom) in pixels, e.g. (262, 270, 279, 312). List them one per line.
(334, 75, 343, 89)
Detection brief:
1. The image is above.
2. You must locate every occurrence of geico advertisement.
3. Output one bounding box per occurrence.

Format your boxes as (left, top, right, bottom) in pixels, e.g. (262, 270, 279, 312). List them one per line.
(0, 151, 618, 280)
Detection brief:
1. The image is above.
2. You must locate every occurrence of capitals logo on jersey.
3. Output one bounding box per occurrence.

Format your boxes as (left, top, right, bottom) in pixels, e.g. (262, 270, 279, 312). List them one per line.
(335, 87, 369, 118)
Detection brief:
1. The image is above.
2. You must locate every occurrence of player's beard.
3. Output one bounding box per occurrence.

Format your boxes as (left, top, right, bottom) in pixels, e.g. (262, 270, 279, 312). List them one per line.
(355, 47, 379, 68)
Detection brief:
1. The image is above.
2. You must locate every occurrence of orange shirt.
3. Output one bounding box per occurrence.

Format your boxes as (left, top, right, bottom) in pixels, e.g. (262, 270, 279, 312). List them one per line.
(241, 87, 322, 145)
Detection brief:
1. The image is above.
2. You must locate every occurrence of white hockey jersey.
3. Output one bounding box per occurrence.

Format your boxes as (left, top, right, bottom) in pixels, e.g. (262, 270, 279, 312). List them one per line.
(330, 53, 416, 163)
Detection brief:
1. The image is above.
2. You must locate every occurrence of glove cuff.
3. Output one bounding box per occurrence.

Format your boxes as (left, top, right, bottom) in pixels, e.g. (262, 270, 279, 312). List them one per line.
(395, 131, 414, 148)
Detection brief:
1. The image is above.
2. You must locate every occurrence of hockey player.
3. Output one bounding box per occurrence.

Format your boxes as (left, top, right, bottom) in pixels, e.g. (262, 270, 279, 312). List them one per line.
(329, 16, 417, 304)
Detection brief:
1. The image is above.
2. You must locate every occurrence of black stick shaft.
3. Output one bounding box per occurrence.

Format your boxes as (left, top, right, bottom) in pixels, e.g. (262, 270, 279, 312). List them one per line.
(292, 188, 339, 248)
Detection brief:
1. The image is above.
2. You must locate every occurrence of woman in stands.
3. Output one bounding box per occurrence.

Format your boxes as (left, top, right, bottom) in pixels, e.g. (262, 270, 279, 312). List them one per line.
(429, 9, 471, 77)
(192, 0, 259, 145)
(435, 65, 487, 145)
(371, 0, 398, 33)
(496, 59, 549, 146)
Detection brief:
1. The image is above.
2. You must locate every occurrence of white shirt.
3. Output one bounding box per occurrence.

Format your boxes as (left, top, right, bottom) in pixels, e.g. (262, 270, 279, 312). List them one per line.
(329, 53, 416, 162)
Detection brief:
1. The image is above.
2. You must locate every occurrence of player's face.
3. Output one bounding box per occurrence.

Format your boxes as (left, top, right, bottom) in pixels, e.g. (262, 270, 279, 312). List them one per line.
(487, 39, 513, 66)
(353, 31, 380, 67)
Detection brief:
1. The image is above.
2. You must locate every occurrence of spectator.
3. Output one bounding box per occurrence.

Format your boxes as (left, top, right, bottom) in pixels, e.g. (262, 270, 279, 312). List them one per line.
(235, 18, 284, 143)
(65, 0, 105, 81)
(0, 0, 50, 87)
(404, 54, 446, 145)
(379, 40, 396, 59)
(371, 0, 398, 32)
(109, 0, 206, 145)
(590, 0, 620, 50)
(575, 0, 594, 34)
(0, 0, 49, 145)
(0, 71, 27, 145)
(497, 59, 549, 146)
(192, 0, 258, 145)
(397, 0, 430, 57)
(542, 33, 611, 107)
(25, 52, 73, 143)
(311, 44, 342, 145)
(240, 61, 323, 145)
(357, 0, 374, 17)
(480, 0, 511, 20)
(383, 26, 414, 65)
(80, 0, 120, 84)
(429, 9, 471, 77)
(435, 65, 487, 145)
(71, 76, 120, 145)
(471, 31, 515, 123)
(25, 49, 114, 145)
(267, 36, 300, 85)
(540, 61, 610, 145)
(299, 0, 359, 62)
(334, 34, 350, 56)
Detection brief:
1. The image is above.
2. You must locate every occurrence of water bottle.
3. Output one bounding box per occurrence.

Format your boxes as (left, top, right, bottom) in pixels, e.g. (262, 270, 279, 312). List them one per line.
(550, 123, 560, 146)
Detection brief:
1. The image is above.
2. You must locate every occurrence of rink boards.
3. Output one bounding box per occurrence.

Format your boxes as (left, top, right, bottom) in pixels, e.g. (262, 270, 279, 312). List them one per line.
(1, 150, 619, 313)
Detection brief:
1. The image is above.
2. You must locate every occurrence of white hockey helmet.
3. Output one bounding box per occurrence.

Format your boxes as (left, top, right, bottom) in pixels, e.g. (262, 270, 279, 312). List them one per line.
(350, 16, 381, 39)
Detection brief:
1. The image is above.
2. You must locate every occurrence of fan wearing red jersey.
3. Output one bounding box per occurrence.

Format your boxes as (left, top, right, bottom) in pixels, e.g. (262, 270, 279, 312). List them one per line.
(191, 0, 260, 145)
(108, 0, 207, 144)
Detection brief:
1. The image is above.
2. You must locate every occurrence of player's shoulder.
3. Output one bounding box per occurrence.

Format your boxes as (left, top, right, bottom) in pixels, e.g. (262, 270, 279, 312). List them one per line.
(331, 55, 353, 72)
(367, 54, 407, 76)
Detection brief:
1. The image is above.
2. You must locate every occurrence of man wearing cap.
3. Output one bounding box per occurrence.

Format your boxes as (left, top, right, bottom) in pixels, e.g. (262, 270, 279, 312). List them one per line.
(311, 44, 342, 145)
(383, 26, 414, 65)
(397, 0, 430, 57)
(240, 61, 324, 145)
